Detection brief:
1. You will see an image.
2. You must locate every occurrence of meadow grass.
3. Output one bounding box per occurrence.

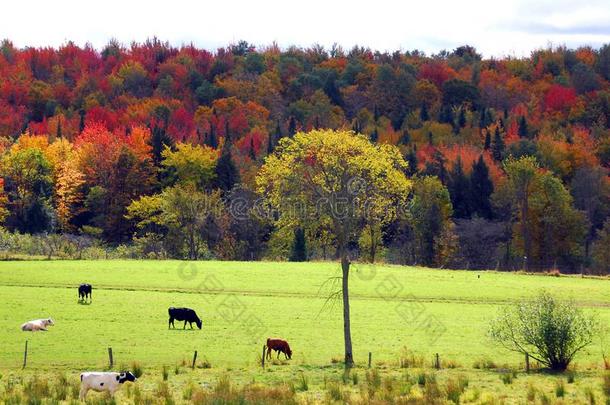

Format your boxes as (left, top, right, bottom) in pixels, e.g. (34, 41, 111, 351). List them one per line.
(0, 260, 608, 403)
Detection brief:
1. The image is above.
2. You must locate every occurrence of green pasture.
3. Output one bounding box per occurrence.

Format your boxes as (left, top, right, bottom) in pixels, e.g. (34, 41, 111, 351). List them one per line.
(0, 260, 609, 404)
(0, 260, 608, 369)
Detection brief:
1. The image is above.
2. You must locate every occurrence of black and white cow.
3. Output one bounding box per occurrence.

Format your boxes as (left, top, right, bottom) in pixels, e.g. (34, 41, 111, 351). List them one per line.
(79, 371, 137, 400)
(78, 284, 92, 302)
(168, 307, 202, 329)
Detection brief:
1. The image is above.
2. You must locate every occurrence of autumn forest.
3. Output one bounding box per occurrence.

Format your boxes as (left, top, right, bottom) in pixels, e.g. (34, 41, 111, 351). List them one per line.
(0, 39, 608, 273)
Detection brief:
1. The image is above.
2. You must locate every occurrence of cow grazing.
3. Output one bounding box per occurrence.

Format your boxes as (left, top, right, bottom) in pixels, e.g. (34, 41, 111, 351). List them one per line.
(266, 338, 292, 360)
(79, 371, 137, 400)
(168, 307, 202, 329)
(78, 283, 92, 302)
(21, 318, 54, 332)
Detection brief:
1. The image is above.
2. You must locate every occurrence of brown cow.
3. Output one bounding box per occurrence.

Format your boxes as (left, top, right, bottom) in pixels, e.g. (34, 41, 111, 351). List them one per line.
(266, 338, 292, 360)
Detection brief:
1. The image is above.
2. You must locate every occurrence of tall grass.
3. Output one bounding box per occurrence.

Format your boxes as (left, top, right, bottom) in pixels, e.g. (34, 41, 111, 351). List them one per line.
(446, 374, 469, 404)
(399, 346, 425, 368)
(131, 361, 144, 378)
(190, 374, 297, 405)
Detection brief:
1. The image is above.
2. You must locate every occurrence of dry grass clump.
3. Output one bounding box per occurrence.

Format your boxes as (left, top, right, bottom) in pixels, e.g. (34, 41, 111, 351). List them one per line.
(190, 374, 297, 405)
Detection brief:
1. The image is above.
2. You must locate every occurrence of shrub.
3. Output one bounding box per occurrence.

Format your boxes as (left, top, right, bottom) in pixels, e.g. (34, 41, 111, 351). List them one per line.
(489, 291, 598, 371)
(162, 365, 169, 381)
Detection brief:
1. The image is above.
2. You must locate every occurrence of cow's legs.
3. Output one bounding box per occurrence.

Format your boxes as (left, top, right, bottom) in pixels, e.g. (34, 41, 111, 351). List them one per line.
(168, 317, 173, 329)
(183, 320, 187, 329)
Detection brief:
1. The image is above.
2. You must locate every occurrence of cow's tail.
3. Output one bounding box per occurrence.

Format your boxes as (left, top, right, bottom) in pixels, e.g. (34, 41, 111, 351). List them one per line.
(266, 338, 271, 347)
(80, 374, 84, 382)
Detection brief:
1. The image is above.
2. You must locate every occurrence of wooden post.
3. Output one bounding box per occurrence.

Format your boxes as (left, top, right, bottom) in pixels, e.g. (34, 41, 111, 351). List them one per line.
(22, 340, 28, 369)
(192, 350, 198, 369)
(525, 353, 530, 373)
(108, 347, 113, 369)
(261, 345, 266, 368)
(435, 353, 440, 369)
(368, 352, 372, 368)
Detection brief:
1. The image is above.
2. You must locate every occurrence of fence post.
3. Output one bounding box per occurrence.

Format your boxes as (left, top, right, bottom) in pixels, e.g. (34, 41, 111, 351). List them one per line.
(192, 350, 198, 369)
(368, 352, 372, 368)
(525, 353, 530, 373)
(22, 340, 28, 369)
(435, 353, 440, 369)
(261, 345, 266, 368)
(108, 347, 113, 369)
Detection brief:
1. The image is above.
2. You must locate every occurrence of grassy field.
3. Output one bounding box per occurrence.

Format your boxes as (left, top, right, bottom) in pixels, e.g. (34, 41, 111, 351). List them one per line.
(0, 260, 609, 404)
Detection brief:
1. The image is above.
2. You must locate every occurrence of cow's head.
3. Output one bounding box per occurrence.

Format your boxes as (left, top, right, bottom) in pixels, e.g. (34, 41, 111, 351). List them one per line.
(117, 371, 137, 383)
(286, 345, 293, 359)
(196, 318, 202, 330)
(46, 318, 54, 326)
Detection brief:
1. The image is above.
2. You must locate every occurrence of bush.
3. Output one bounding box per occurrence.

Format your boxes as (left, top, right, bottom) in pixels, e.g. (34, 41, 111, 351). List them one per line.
(489, 291, 598, 371)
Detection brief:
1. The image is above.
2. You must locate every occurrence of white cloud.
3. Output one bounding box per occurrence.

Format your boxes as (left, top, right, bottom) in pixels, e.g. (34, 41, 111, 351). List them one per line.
(1, 0, 609, 57)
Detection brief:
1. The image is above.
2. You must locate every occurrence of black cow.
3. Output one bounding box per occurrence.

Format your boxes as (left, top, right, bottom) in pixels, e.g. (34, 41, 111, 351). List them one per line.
(78, 284, 92, 302)
(168, 307, 202, 329)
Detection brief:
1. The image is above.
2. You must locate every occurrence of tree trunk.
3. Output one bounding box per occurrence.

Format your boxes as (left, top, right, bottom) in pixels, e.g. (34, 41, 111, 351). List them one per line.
(341, 251, 354, 368)
(521, 197, 531, 271)
(369, 226, 376, 263)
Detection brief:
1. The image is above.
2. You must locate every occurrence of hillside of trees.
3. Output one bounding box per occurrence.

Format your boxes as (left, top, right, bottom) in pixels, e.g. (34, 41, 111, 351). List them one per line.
(0, 38, 608, 273)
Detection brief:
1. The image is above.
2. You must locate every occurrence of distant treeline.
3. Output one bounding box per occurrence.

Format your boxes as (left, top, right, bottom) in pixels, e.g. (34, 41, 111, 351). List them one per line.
(0, 39, 608, 273)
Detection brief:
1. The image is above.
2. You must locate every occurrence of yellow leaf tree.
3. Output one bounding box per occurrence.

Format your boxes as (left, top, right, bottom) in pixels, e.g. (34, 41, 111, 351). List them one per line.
(256, 129, 411, 367)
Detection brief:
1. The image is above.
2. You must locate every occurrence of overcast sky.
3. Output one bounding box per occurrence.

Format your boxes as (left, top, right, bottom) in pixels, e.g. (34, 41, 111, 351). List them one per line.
(2, 0, 609, 58)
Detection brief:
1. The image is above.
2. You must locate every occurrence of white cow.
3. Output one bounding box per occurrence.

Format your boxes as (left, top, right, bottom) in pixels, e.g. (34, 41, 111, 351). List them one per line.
(21, 318, 54, 331)
(79, 371, 137, 400)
